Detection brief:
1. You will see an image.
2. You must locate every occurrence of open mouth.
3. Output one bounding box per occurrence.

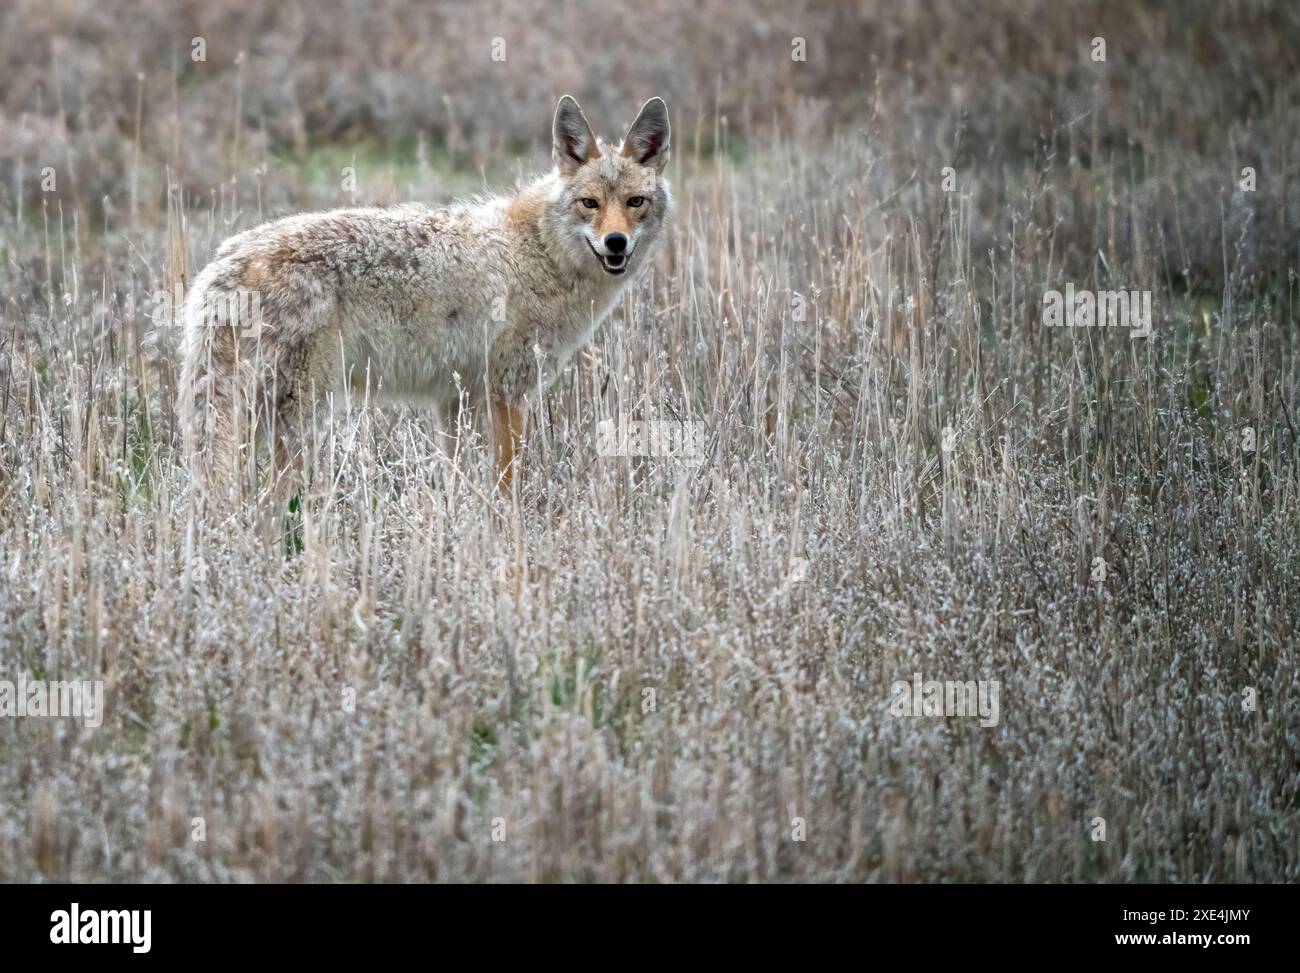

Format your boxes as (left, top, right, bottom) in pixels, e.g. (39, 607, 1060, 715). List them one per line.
(588, 241, 630, 275)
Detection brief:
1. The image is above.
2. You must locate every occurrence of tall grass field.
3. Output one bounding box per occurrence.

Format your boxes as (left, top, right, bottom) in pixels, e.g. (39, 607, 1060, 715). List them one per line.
(0, 0, 1297, 882)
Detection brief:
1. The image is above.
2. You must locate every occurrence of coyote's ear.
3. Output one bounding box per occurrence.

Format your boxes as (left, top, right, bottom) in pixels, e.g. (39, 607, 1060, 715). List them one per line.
(621, 97, 670, 172)
(553, 96, 599, 175)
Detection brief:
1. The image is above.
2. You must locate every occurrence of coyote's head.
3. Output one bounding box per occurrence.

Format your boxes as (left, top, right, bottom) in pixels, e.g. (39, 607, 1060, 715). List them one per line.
(548, 95, 672, 277)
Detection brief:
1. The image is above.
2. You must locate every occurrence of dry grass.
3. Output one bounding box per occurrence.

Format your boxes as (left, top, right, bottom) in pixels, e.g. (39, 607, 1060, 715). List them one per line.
(0, 0, 1298, 882)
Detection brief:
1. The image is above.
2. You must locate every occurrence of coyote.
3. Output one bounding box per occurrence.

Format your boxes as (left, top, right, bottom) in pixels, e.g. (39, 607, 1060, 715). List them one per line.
(179, 95, 672, 497)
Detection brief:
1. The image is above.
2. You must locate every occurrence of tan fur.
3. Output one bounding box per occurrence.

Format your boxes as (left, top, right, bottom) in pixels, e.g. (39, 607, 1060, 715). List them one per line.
(179, 96, 672, 499)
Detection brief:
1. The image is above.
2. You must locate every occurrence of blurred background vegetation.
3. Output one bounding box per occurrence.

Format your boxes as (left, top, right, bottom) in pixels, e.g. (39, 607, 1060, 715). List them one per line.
(1, 0, 1296, 289)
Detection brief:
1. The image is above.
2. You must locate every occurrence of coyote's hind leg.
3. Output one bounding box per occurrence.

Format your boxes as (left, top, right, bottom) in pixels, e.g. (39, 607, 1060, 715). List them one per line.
(491, 395, 528, 498)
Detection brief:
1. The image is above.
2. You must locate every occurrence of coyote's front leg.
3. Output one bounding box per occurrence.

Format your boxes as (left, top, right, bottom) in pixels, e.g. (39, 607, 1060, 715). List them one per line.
(491, 395, 528, 497)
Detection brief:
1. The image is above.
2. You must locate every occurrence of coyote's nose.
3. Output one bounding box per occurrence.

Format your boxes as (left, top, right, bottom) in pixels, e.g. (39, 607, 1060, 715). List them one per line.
(603, 233, 628, 254)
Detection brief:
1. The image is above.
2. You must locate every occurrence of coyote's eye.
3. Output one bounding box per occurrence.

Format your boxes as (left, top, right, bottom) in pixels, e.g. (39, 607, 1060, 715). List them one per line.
(579, 198, 600, 209)
(627, 196, 646, 208)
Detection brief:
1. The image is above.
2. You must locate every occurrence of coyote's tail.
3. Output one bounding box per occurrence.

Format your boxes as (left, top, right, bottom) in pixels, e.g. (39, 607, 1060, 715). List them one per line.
(178, 270, 242, 497)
